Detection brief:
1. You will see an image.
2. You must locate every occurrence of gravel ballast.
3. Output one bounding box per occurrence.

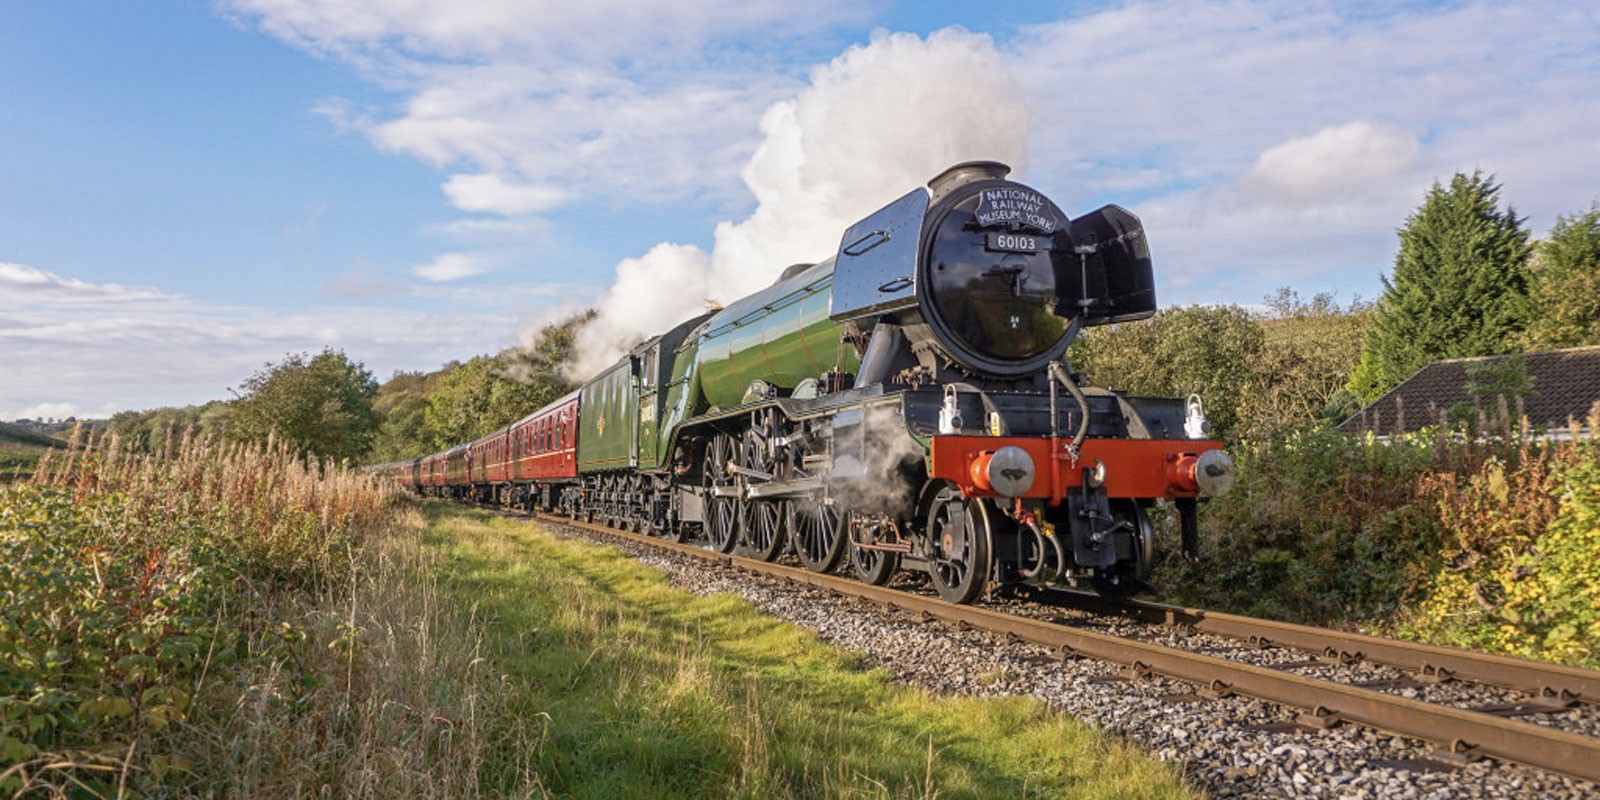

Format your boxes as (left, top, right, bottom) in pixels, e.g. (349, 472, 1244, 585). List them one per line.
(544, 519, 1600, 800)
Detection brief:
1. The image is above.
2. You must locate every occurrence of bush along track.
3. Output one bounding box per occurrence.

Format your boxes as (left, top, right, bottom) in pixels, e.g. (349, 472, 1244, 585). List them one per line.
(0, 430, 503, 798)
(425, 502, 1195, 799)
(1152, 409, 1600, 671)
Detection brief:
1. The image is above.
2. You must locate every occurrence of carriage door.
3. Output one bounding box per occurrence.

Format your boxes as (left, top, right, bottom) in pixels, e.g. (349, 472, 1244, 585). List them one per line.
(636, 345, 659, 469)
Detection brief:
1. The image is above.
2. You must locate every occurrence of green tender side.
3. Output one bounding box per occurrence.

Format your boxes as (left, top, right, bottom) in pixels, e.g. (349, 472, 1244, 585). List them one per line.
(577, 357, 638, 473)
(690, 259, 860, 409)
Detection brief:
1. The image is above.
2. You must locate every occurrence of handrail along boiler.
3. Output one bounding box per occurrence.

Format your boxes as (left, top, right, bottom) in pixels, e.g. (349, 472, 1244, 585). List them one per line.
(371, 162, 1236, 603)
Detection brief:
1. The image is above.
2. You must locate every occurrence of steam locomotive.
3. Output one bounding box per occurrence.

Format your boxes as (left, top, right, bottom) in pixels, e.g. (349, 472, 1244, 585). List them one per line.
(373, 162, 1236, 603)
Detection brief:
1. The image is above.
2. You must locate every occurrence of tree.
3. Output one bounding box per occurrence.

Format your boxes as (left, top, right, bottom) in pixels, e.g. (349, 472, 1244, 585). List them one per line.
(230, 349, 380, 461)
(1244, 289, 1370, 432)
(1073, 305, 1264, 438)
(414, 312, 590, 453)
(1347, 171, 1533, 405)
(367, 371, 432, 462)
(103, 402, 231, 453)
(1520, 204, 1600, 349)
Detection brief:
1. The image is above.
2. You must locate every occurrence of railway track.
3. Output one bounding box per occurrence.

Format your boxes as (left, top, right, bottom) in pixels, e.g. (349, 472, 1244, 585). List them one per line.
(505, 506, 1600, 787)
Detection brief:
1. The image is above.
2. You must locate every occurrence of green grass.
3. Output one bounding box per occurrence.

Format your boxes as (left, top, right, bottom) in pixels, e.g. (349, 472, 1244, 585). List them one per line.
(427, 502, 1195, 799)
(0, 444, 44, 482)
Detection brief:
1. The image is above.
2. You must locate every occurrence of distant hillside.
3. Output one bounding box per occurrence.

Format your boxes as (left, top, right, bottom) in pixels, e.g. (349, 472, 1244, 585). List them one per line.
(0, 421, 64, 482)
(0, 420, 68, 449)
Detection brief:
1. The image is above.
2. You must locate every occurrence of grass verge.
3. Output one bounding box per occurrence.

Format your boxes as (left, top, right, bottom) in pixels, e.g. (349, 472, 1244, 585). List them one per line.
(428, 502, 1195, 799)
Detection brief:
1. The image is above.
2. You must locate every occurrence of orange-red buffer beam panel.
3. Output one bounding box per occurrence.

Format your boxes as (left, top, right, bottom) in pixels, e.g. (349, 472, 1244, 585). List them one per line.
(930, 436, 1226, 503)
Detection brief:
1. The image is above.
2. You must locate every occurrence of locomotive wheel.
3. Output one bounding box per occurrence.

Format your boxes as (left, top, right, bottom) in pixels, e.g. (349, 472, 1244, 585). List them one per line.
(706, 496, 738, 553)
(703, 433, 739, 553)
(850, 520, 900, 586)
(741, 499, 786, 562)
(926, 487, 993, 604)
(787, 499, 845, 573)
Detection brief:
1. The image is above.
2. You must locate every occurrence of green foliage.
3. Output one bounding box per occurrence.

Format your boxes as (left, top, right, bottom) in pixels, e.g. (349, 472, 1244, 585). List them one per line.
(1153, 425, 1457, 621)
(102, 401, 233, 453)
(402, 312, 587, 456)
(1243, 289, 1370, 432)
(2, 432, 393, 795)
(1074, 296, 1373, 437)
(230, 348, 379, 462)
(0, 422, 65, 482)
(1075, 305, 1264, 438)
(1349, 172, 1533, 404)
(1398, 434, 1600, 667)
(0, 488, 220, 779)
(0, 421, 68, 449)
(1153, 410, 1600, 670)
(367, 378, 431, 463)
(1520, 204, 1600, 349)
(0, 445, 45, 483)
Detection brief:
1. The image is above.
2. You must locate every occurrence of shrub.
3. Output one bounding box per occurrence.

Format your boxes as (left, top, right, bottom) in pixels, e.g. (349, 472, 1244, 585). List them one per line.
(1151, 417, 1564, 626)
(1, 428, 392, 795)
(1398, 435, 1600, 667)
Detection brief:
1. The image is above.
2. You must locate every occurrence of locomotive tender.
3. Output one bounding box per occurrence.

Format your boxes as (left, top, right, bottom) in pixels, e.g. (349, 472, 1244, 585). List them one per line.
(374, 162, 1236, 603)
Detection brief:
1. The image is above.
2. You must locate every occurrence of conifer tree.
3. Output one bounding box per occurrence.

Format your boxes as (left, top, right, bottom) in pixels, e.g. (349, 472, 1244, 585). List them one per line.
(1519, 204, 1600, 349)
(1347, 172, 1532, 404)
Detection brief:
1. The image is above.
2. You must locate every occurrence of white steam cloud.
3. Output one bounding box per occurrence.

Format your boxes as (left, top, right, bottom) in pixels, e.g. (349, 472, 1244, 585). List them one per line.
(566, 28, 1031, 379)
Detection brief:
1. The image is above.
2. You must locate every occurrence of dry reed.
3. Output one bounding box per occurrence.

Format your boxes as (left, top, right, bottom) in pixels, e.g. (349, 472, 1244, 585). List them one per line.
(4, 427, 501, 798)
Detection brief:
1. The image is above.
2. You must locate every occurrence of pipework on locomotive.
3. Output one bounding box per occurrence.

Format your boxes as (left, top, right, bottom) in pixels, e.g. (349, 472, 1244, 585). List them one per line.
(369, 161, 1237, 604)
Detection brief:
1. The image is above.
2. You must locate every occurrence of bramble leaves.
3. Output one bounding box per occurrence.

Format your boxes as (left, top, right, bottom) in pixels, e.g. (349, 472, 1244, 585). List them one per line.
(1, 433, 392, 793)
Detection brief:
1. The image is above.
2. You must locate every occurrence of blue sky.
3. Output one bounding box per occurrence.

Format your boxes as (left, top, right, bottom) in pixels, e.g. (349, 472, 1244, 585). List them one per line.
(3, 1, 1598, 419)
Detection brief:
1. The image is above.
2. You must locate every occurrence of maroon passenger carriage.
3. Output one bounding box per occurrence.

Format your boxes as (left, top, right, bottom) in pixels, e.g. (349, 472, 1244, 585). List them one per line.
(453, 390, 580, 509)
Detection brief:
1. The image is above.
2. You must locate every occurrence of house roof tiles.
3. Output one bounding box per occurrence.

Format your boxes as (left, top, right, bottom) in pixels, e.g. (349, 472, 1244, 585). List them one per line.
(1338, 346, 1600, 435)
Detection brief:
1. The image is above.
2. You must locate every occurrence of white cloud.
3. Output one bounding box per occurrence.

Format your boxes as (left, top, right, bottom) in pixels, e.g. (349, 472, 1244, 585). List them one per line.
(441, 172, 565, 215)
(410, 252, 487, 281)
(225, 0, 864, 218)
(0, 262, 169, 303)
(225, 0, 845, 60)
(1244, 121, 1420, 205)
(1010, 0, 1600, 303)
(0, 262, 551, 420)
(224, 0, 1600, 322)
(9, 402, 118, 422)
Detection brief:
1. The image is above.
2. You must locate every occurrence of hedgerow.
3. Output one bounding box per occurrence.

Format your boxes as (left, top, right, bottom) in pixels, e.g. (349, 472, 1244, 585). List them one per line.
(0, 429, 390, 795)
(1152, 407, 1600, 668)
(1398, 437, 1600, 666)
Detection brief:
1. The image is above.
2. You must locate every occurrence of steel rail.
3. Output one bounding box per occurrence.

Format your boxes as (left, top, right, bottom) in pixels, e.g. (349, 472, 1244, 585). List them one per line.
(529, 512, 1600, 785)
(1034, 590, 1600, 704)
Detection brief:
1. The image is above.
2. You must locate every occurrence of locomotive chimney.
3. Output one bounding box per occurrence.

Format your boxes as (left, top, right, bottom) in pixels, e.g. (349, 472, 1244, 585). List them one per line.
(927, 161, 1011, 203)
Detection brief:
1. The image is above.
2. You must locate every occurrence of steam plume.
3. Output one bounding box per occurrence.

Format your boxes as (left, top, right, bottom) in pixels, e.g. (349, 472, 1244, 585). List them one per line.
(567, 27, 1030, 379)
